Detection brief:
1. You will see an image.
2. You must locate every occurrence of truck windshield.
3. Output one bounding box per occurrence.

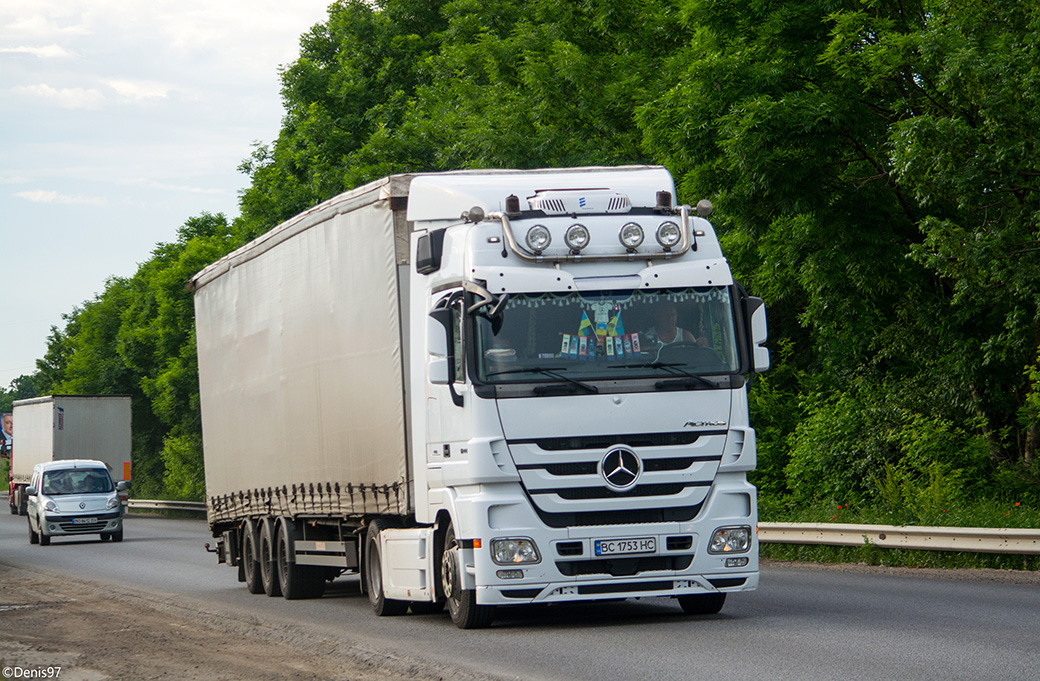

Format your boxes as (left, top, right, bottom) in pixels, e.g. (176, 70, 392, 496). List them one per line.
(474, 287, 741, 385)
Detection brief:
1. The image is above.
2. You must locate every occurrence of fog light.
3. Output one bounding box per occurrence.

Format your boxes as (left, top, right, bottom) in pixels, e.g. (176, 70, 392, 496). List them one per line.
(708, 526, 751, 554)
(656, 221, 682, 249)
(526, 225, 551, 253)
(725, 557, 749, 568)
(491, 537, 541, 565)
(564, 224, 590, 253)
(619, 222, 644, 250)
(497, 569, 524, 579)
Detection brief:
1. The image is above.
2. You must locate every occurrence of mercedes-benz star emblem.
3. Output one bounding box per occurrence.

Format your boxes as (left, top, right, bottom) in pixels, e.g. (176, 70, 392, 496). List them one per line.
(601, 447, 641, 490)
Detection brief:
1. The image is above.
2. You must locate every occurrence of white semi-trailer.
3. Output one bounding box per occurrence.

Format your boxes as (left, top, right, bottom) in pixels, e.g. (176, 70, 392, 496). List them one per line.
(8, 395, 132, 515)
(191, 166, 769, 628)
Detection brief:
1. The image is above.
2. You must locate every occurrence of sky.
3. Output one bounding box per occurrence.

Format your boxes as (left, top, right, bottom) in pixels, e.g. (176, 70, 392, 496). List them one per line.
(0, 0, 334, 389)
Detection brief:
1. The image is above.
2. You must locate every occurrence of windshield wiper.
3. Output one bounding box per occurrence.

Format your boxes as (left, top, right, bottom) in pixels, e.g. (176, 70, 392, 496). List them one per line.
(615, 361, 716, 389)
(485, 366, 599, 394)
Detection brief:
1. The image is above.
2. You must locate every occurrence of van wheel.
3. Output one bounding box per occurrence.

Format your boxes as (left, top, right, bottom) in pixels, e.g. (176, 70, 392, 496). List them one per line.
(276, 521, 326, 600)
(28, 519, 39, 545)
(364, 519, 408, 616)
(39, 531, 51, 547)
(100, 533, 111, 542)
(442, 524, 494, 629)
(241, 524, 263, 594)
(110, 529, 123, 543)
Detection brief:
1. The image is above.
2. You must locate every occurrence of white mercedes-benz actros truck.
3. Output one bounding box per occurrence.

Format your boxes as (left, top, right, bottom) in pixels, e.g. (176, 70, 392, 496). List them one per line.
(191, 166, 769, 628)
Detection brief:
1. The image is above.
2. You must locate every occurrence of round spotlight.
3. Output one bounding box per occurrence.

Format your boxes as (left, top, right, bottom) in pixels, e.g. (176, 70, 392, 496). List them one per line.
(526, 225, 551, 253)
(656, 221, 682, 249)
(619, 222, 644, 250)
(565, 224, 591, 253)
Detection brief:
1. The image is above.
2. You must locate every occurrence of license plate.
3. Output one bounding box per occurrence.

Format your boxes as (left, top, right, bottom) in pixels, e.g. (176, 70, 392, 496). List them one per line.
(73, 517, 97, 525)
(594, 537, 656, 556)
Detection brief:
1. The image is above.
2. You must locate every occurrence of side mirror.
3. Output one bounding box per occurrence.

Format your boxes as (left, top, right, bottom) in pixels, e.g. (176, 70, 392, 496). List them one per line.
(746, 297, 770, 372)
(117, 480, 130, 492)
(25, 486, 37, 496)
(428, 305, 464, 407)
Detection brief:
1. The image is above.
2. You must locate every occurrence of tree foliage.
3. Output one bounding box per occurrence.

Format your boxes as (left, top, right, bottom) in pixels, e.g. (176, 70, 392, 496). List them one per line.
(11, 0, 1038, 507)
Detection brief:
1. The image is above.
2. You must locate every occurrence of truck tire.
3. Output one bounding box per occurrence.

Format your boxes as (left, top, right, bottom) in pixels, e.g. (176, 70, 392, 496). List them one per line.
(441, 524, 494, 629)
(241, 522, 263, 594)
(364, 519, 408, 616)
(276, 521, 326, 600)
(259, 518, 282, 597)
(677, 592, 726, 615)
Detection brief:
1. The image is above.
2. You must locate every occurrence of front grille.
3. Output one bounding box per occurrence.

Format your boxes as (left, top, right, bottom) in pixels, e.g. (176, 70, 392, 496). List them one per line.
(58, 521, 108, 533)
(535, 503, 705, 528)
(509, 430, 724, 528)
(557, 555, 694, 577)
(525, 431, 706, 451)
(543, 483, 700, 500)
(556, 541, 584, 556)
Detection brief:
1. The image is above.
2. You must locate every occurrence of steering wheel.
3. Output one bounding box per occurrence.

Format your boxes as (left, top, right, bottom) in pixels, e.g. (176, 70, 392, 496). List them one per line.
(655, 341, 723, 369)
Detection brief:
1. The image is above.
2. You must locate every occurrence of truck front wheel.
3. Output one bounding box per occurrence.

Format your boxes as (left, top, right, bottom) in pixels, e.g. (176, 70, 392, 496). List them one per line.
(441, 524, 494, 629)
(677, 592, 726, 615)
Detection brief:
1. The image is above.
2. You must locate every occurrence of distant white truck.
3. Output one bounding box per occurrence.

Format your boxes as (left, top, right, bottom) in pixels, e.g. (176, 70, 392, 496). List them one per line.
(192, 166, 769, 628)
(7, 395, 132, 515)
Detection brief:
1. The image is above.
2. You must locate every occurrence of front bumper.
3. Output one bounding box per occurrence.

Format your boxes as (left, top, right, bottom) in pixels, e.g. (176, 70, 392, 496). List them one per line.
(41, 510, 122, 536)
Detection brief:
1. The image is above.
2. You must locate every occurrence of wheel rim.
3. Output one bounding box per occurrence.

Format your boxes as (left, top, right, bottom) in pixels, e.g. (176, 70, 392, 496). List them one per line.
(367, 537, 382, 599)
(441, 540, 461, 615)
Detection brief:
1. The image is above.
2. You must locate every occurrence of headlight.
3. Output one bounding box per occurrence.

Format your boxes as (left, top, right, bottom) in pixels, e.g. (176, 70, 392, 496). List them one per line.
(107, 496, 119, 510)
(491, 538, 541, 565)
(525, 225, 551, 253)
(619, 222, 644, 250)
(44, 500, 58, 513)
(708, 526, 752, 554)
(564, 224, 590, 253)
(656, 221, 682, 249)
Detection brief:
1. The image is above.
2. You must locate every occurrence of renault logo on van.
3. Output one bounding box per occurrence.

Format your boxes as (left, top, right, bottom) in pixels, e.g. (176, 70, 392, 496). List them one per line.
(601, 447, 641, 490)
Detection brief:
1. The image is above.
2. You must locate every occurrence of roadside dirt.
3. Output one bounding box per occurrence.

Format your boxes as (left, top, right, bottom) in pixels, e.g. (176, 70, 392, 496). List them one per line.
(0, 565, 487, 681)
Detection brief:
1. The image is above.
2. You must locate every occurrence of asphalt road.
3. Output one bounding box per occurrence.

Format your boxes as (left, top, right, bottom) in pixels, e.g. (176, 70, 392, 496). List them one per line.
(2, 512, 1039, 681)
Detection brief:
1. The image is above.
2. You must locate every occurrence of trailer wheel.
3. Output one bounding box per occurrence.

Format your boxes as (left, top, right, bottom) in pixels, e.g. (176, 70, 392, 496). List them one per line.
(241, 523, 263, 594)
(364, 519, 408, 616)
(276, 521, 326, 600)
(442, 524, 494, 629)
(677, 592, 726, 615)
(259, 519, 282, 597)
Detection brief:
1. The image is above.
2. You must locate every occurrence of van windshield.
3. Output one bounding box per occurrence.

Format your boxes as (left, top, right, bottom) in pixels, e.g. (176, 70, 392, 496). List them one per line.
(41, 468, 114, 495)
(474, 286, 741, 384)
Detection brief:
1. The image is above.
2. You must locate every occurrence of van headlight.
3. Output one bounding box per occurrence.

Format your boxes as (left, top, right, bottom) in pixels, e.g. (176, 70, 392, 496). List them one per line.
(107, 496, 120, 510)
(708, 526, 752, 554)
(44, 500, 58, 513)
(491, 538, 541, 565)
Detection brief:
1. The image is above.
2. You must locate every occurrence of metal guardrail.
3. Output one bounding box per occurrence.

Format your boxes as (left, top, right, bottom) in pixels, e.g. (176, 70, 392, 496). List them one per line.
(125, 502, 1039, 555)
(759, 522, 1040, 555)
(128, 499, 206, 513)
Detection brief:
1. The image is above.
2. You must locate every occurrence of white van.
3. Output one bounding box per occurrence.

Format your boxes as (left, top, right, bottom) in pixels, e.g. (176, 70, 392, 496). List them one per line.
(26, 459, 128, 545)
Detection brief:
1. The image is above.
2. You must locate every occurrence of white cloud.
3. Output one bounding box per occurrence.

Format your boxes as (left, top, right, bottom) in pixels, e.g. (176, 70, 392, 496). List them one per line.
(0, 44, 75, 58)
(105, 79, 171, 102)
(13, 83, 105, 109)
(14, 189, 106, 206)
